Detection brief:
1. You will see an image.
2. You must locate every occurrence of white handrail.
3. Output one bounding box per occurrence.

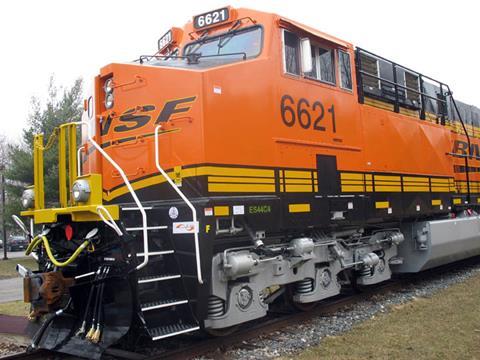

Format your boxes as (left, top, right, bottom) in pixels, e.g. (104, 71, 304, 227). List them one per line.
(77, 146, 85, 177)
(97, 205, 123, 236)
(154, 125, 203, 284)
(73, 121, 150, 270)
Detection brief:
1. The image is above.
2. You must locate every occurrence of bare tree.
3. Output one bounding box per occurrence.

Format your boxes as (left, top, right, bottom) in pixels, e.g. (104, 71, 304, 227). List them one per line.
(0, 133, 8, 171)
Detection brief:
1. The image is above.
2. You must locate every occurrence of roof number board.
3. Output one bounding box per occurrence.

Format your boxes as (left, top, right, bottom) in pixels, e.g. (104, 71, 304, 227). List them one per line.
(194, 7, 229, 29)
(158, 30, 173, 50)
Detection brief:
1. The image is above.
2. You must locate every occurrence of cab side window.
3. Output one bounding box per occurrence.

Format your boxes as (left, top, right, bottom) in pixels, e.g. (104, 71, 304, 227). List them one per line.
(283, 31, 300, 75)
(338, 50, 352, 90)
(304, 44, 335, 84)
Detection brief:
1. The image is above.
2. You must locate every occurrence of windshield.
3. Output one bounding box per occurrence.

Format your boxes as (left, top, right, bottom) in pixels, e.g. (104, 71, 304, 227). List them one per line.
(139, 25, 262, 69)
(184, 25, 262, 59)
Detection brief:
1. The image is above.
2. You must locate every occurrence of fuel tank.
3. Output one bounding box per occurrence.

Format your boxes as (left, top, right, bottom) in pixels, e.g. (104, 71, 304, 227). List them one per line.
(393, 215, 480, 273)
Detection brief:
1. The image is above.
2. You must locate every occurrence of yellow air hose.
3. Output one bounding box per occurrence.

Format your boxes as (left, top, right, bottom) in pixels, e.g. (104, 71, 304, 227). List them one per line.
(25, 235, 90, 267)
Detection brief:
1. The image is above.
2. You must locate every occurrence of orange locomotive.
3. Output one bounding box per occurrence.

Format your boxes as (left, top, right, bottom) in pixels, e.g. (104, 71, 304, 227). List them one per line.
(16, 6, 480, 358)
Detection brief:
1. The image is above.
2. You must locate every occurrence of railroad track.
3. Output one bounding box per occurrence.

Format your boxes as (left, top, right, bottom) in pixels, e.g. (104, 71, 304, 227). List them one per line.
(0, 282, 400, 360)
(3, 256, 479, 360)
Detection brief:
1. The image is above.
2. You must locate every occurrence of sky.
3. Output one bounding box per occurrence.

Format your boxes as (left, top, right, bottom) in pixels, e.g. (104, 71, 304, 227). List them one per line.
(0, 0, 478, 141)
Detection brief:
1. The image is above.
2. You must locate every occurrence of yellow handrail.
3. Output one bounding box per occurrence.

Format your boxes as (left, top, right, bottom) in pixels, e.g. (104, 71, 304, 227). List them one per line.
(32, 123, 79, 210)
(33, 134, 45, 210)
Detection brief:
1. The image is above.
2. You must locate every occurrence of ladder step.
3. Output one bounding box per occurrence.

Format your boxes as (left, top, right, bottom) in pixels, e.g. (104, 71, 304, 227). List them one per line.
(141, 299, 188, 312)
(149, 323, 200, 341)
(136, 250, 174, 257)
(138, 274, 181, 284)
(126, 225, 168, 231)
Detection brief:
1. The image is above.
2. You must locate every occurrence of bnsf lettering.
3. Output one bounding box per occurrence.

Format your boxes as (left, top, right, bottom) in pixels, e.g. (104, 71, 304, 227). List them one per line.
(452, 140, 480, 158)
(103, 96, 197, 136)
(113, 105, 155, 132)
(156, 96, 197, 123)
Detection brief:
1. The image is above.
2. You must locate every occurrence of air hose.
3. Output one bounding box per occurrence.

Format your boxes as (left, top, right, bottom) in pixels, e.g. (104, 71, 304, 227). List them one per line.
(25, 235, 90, 267)
(75, 271, 99, 337)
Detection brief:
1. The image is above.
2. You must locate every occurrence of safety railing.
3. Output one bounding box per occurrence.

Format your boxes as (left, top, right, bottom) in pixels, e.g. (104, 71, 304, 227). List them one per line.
(355, 48, 449, 124)
(31, 117, 151, 270)
(33, 123, 78, 209)
(154, 125, 203, 284)
(74, 121, 150, 271)
(355, 48, 472, 203)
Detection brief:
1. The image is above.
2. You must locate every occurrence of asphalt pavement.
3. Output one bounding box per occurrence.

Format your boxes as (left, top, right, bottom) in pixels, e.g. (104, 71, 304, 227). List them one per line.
(0, 251, 29, 303)
(0, 251, 27, 259)
(0, 278, 23, 303)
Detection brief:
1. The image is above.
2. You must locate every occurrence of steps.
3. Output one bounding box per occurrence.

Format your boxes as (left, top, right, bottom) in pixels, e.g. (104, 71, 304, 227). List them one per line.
(122, 205, 200, 342)
(149, 323, 200, 341)
(141, 299, 189, 312)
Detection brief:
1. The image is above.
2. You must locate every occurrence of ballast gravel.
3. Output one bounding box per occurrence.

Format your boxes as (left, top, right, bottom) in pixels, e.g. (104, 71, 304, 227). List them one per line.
(206, 259, 480, 360)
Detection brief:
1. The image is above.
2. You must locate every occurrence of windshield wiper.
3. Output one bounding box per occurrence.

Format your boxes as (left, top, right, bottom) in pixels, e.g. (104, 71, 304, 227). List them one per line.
(186, 30, 211, 55)
(217, 20, 242, 52)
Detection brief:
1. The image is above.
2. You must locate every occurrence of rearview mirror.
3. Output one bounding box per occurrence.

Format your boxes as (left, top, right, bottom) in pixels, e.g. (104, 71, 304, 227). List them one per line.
(300, 38, 313, 74)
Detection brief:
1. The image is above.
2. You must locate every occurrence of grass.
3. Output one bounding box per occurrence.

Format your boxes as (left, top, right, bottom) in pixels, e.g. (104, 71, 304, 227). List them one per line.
(0, 301, 29, 317)
(0, 257, 37, 280)
(294, 272, 480, 360)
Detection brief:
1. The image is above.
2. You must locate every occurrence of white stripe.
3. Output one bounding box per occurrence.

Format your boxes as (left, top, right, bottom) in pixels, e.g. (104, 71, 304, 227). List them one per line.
(138, 275, 181, 284)
(122, 206, 153, 211)
(152, 326, 200, 341)
(75, 271, 95, 280)
(126, 225, 168, 231)
(137, 250, 174, 256)
(142, 299, 188, 311)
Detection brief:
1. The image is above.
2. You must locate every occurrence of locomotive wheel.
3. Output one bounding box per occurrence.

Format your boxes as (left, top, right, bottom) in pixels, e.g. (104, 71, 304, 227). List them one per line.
(205, 325, 240, 337)
(285, 284, 318, 312)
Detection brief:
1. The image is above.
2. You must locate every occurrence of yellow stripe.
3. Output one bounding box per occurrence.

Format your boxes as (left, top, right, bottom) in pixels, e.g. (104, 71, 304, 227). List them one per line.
(342, 185, 365, 192)
(208, 176, 275, 184)
(281, 178, 312, 184)
(208, 183, 276, 193)
(366, 186, 373, 192)
(477, 198, 480, 204)
(453, 198, 462, 204)
(103, 165, 274, 201)
(431, 199, 442, 206)
(375, 181, 401, 186)
(289, 203, 311, 213)
(340, 173, 364, 180)
(431, 187, 450, 192)
(431, 178, 449, 184)
(285, 184, 312, 192)
(205, 166, 274, 178)
(365, 174, 373, 180)
(214, 206, 229, 216)
(284, 170, 312, 179)
(375, 186, 402, 192)
(399, 108, 419, 117)
(374, 175, 401, 181)
(364, 97, 394, 111)
(341, 180, 365, 185)
(403, 186, 430, 192)
(403, 176, 429, 183)
(375, 201, 389, 209)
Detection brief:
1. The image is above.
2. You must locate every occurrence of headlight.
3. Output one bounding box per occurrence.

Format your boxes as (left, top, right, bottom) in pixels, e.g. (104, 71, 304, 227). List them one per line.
(104, 78, 114, 94)
(105, 93, 114, 109)
(21, 189, 35, 209)
(72, 180, 91, 203)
